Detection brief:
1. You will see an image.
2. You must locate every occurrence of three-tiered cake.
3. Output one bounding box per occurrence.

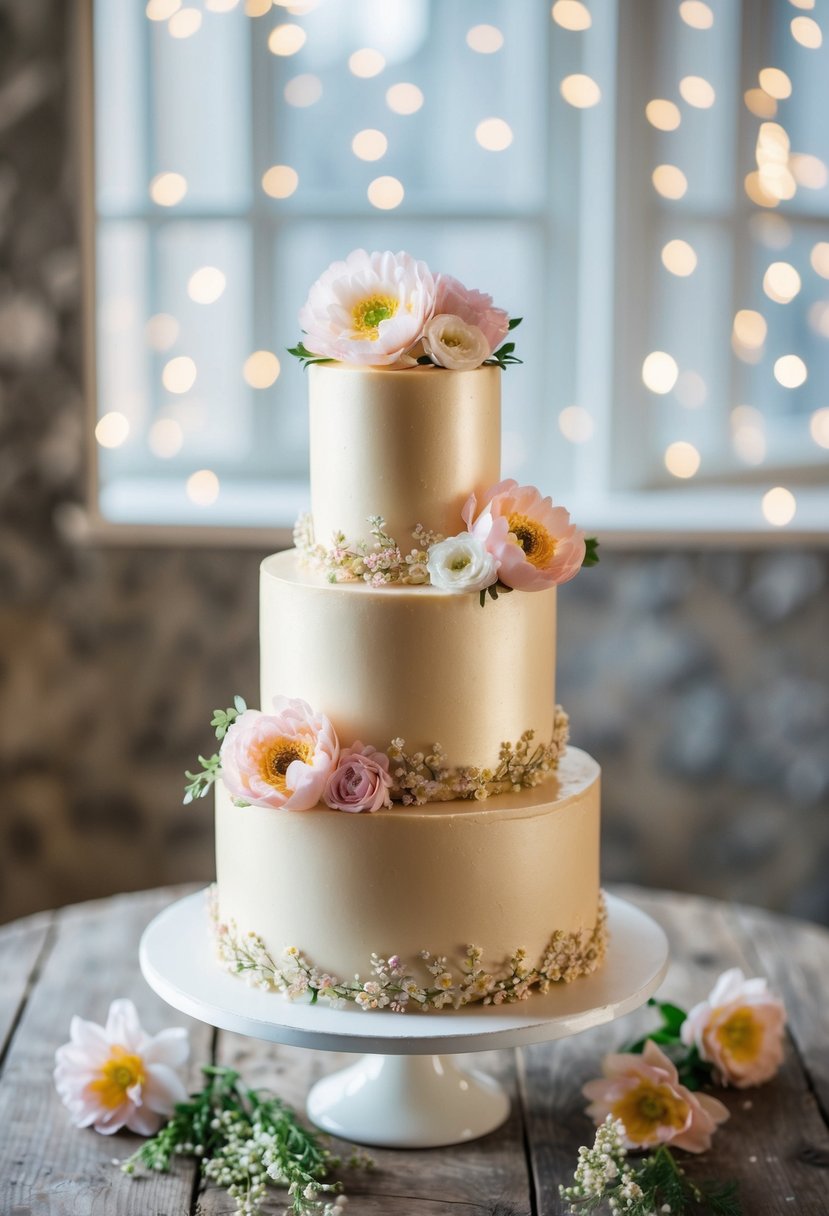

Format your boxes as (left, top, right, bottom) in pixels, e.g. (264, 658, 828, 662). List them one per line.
(196, 251, 606, 1011)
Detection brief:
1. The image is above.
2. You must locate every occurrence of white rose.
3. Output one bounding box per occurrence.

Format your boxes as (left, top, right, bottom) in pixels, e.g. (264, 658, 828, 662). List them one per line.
(426, 533, 498, 593)
(421, 313, 490, 371)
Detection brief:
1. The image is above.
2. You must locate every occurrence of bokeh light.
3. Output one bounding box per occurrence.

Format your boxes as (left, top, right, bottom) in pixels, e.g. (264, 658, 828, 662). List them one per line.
(679, 1, 713, 28)
(268, 23, 306, 55)
(790, 154, 828, 189)
(664, 441, 701, 478)
(661, 239, 697, 276)
(351, 129, 388, 161)
(146, 0, 180, 19)
(558, 405, 595, 443)
(367, 176, 404, 209)
(809, 407, 829, 449)
(646, 99, 681, 131)
(475, 118, 513, 151)
(146, 313, 180, 351)
(163, 355, 197, 394)
(95, 412, 130, 449)
(149, 172, 187, 206)
(466, 24, 504, 53)
(284, 74, 322, 107)
(385, 83, 424, 115)
(791, 16, 822, 48)
(679, 76, 716, 108)
(774, 354, 807, 387)
(642, 351, 679, 393)
(262, 164, 299, 198)
(551, 1, 592, 31)
(731, 406, 767, 464)
(149, 418, 184, 458)
(763, 261, 801, 303)
(243, 350, 281, 388)
(810, 242, 829, 278)
(187, 469, 220, 506)
(744, 88, 777, 118)
(349, 49, 385, 78)
(732, 309, 767, 348)
(761, 486, 796, 526)
(758, 67, 792, 99)
(560, 74, 602, 108)
(652, 165, 688, 199)
(168, 7, 201, 37)
(187, 267, 226, 304)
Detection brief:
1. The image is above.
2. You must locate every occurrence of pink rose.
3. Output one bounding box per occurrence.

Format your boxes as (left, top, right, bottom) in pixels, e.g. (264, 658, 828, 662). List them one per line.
(583, 1040, 729, 1153)
(323, 741, 393, 813)
(463, 478, 586, 591)
(434, 274, 510, 354)
(220, 697, 339, 811)
(680, 968, 787, 1088)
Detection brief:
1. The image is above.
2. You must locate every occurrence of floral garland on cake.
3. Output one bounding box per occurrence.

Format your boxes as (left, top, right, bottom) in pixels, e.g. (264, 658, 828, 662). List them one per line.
(209, 887, 608, 1012)
(185, 696, 570, 811)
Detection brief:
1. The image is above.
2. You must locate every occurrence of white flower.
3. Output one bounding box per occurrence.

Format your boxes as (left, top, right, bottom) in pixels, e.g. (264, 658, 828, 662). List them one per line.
(426, 532, 498, 593)
(422, 313, 490, 370)
(54, 998, 189, 1136)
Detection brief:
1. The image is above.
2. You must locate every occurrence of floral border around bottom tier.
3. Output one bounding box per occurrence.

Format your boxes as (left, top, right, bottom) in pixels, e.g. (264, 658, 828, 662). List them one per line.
(208, 887, 608, 1012)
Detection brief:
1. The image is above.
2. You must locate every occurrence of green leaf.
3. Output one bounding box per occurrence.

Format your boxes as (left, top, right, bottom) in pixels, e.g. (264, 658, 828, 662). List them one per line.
(234, 694, 247, 714)
(508, 316, 522, 330)
(479, 589, 487, 608)
(582, 537, 600, 567)
(287, 340, 335, 368)
(656, 1000, 687, 1035)
(416, 354, 435, 365)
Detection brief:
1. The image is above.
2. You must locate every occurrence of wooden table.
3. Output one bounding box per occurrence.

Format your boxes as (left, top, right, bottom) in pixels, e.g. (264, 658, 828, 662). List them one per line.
(1, 884, 827, 1215)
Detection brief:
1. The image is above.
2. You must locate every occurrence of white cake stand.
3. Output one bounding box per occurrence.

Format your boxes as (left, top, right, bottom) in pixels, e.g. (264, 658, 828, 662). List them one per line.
(139, 889, 668, 1149)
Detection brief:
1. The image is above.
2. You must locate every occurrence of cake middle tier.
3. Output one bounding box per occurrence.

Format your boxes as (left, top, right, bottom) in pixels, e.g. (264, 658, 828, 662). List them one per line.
(261, 549, 557, 770)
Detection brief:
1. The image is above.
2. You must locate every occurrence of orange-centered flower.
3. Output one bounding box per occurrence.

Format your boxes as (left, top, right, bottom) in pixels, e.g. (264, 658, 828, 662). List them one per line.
(681, 967, 786, 1087)
(507, 512, 558, 569)
(610, 1078, 689, 1144)
(89, 1045, 146, 1109)
(712, 1005, 763, 1064)
(257, 736, 314, 792)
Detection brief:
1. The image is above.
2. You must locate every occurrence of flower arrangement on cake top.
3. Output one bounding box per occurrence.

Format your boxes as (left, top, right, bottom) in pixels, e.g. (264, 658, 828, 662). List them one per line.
(289, 248, 520, 371)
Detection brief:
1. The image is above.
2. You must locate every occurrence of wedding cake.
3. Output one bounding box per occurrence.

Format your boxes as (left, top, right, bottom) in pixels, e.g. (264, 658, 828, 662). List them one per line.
(190, 250, 607, 1012)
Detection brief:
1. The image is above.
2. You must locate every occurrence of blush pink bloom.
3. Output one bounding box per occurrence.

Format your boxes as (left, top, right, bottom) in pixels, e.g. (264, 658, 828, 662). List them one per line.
(434, 274, 510, 354)
(220, 697, 339, 811)
(298, 248, 436, 366)
(54, 998, 189, 1136)
(583, 1039, 729, 1153)
(680, 968, 787, 1088)
(324, 741, 394, 813)
(463, 479, 586, 591)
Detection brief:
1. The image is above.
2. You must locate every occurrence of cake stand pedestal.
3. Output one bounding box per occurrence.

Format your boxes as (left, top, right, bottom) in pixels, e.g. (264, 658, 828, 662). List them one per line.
(139, 890, 668, 1149)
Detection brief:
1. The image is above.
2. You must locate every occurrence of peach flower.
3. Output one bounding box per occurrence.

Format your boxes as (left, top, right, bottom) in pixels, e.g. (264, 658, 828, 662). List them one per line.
(583, 1039, 729, 1153)
(220, 697, 339, 811)
(324, 742, 394, 813)
(463, 479, 586, 591)
(298, 249, 436, 366)
(434, 274, 510, 354)
(54, 998, 189, 1136)
(680, 968, 787, 1088)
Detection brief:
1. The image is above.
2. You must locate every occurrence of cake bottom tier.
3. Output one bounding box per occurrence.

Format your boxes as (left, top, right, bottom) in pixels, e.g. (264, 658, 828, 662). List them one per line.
(213, 747, 604, 1011)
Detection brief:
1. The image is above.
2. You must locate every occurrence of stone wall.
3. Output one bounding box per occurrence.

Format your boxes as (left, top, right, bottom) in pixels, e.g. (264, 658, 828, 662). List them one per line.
(1, 0, 827, 926)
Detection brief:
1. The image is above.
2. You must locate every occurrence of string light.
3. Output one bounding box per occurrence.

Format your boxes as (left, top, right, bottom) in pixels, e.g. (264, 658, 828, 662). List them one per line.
(758, 67, 792, 99)
(187, 470, 220, 506)
(551, 1, 591, 30)
(652, 165, 688, 199)
(761, 487, 796, 526)
(661, 239, 697, 276)
(744, 88, 777, 118)
(791, 16, 822, 48)
(646, 99, 681, 131)
(284, 74, 322, 107)
(168, 7, 201, 37)
(810, 242, 829, 278)
(268, 23, 306, 55)
(351, 129, 388, 161)
(163, 355, 197, 394)
(149, 172, 187, 206)
(367, 176, 404, 209)
(349, 49, 385, 78)
(243, 351, 281, 388)
(475, 118, 513, 151)
(146, 0, 180, 20)
(774, 354, 807, 387)
(560, 75, 601, 107)
(187, 267, 226, 304)
(558, 405, 594, 443)
(149, 418, 183, 458)
(732, 310, 767, 349)
(262, 164, 298, 198)
(679, 1, 714, 29)
(664, 441, 700, 478)
(385, 83, 423, 115)
(466, 24, 504, 53)
(95, 412, 130, 449)
(744, 170, 780, 208)
(790, 154, 828, 189)
(244, 0, 271, 13)
(808, 300, 829, 338)
(679, 76, 716, 108)
(762, 261, 801, 303)
(809, 407, 829, 449)
(642, 351, 679, 393)
(206, 0, 241, 11)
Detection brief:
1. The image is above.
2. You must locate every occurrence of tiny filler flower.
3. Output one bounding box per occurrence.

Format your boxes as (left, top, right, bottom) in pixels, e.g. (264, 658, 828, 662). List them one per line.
(463, 478, 586, 591)
(583, 1039, 729, 1154)
(324, 741, 394, 813)
(220, 696, 339, 811)
(54, 998, 189, 1136)
(681, 967, 787, 1088)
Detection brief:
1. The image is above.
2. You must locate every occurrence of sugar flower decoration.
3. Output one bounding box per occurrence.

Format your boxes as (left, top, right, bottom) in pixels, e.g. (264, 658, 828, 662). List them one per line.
(54, 998, 189, 1136)
(220, 696, 339, 811)
(298, 248, 436, 366)
(324, 741, 394, 813)
(680, 967, 787, 1088)
(426, 532, 499, 593)
(463, 478, 586, 591)
(433, 273, 510, 354)
(583, 1039, 729, 1154)
(422, 314, 491, 370)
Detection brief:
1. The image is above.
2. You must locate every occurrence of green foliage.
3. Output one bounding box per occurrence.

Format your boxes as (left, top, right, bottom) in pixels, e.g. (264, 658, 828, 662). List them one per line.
(485, 339, 522, 369)
(626, 998, 713, 1091)
(183, 754, 221, 805)
(287, 340, 334, 369)
(211, 695, 248, 741)
(582, 537, 600, 567)
(478, 581, 514, 607)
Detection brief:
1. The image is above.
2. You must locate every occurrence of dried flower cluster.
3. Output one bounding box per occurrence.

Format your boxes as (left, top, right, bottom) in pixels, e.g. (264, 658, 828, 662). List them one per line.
(209, 888, 607, 1012)
(295, 513, 440, 587)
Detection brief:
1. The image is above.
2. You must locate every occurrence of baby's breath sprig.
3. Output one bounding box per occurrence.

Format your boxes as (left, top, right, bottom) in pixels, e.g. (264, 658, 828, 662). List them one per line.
(560, 1116, 741, 1216)
(121, 1065, 361, 1216)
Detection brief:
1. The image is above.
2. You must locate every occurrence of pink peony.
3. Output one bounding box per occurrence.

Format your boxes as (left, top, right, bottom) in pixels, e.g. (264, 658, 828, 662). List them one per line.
(680, 968, 787, 1088)
(54, 998, 189, 1136)
(583, 1039, 729, 1153)
(324, 741, 394, 813)
(298, 249, 436, 366)
(434, 274, 510, 354)
(220, 697, 339, 811)
(463, 478, 586, 591)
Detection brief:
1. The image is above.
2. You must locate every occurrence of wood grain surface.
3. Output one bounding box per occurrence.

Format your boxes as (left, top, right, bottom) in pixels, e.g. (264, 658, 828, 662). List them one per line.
(0, 884, 827, 1215)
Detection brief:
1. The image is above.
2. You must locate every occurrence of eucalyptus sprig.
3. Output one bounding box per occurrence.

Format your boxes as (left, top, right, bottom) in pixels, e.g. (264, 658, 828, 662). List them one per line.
(211, 694, 248, 740)
(287, 341, 335, 369)
(560, 1116, 740, 1216)
(183, 695, 247, 805)
(121, 1065, 368, 1216)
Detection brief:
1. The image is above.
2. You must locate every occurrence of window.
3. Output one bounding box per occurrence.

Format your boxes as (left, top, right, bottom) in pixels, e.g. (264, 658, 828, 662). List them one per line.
(84, 0, 829, 540)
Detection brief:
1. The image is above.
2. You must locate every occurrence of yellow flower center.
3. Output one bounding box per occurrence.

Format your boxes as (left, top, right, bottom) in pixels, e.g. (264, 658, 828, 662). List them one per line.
(352, 294, 398, 340)
(258, 736, 313, 792)
(714, 1006, 763, 1063)
(610, 1079, 689, 1144)
(507, 513, 557, 569)
(89, 1046, 146, 1110)
(449, 555, 471, 571)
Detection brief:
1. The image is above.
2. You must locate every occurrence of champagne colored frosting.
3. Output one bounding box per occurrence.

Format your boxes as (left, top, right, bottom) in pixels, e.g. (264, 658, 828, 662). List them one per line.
(308, 362, 501, 548)
(215, 748, 601, 980)
(260, 549, 557, 771)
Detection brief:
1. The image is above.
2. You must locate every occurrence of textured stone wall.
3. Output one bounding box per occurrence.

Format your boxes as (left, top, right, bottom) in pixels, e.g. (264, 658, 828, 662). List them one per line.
(1, 0, 827, 926)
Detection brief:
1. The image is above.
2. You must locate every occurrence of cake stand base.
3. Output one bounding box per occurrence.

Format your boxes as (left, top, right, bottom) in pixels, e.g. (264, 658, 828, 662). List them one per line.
(139, 890, 668, 1148)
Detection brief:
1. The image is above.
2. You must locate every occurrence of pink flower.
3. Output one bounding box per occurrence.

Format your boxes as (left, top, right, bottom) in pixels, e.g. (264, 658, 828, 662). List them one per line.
(583, 1040, 729, 1153)
(220, 697, 339, 811)
(298, 249, 436, 366)
(324, 741, 394, 813)
(681, 968, 787, 1088)
(463, 479, 586, 591)
(434, 274, 510, 354)
(54, 998, 189, 1136)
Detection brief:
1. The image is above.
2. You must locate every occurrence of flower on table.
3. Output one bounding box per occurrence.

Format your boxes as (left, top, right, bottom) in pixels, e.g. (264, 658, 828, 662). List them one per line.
(463, 478, 585, 591)
(421, 313, 491, 370)
(583, 1039, 729, 1153)
(298, 248, 436, 366)
(680, 967, 787, 1088)
(425, 531, 498, 593)
(323, 741, 394, 813)
(220, 696, 339, 811)
(433, 273, 510, 355)
(54, 998, 189, 1136)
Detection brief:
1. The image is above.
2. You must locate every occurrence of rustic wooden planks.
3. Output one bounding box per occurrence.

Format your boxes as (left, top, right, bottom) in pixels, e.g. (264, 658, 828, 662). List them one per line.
(0, 884, 826, 1215)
